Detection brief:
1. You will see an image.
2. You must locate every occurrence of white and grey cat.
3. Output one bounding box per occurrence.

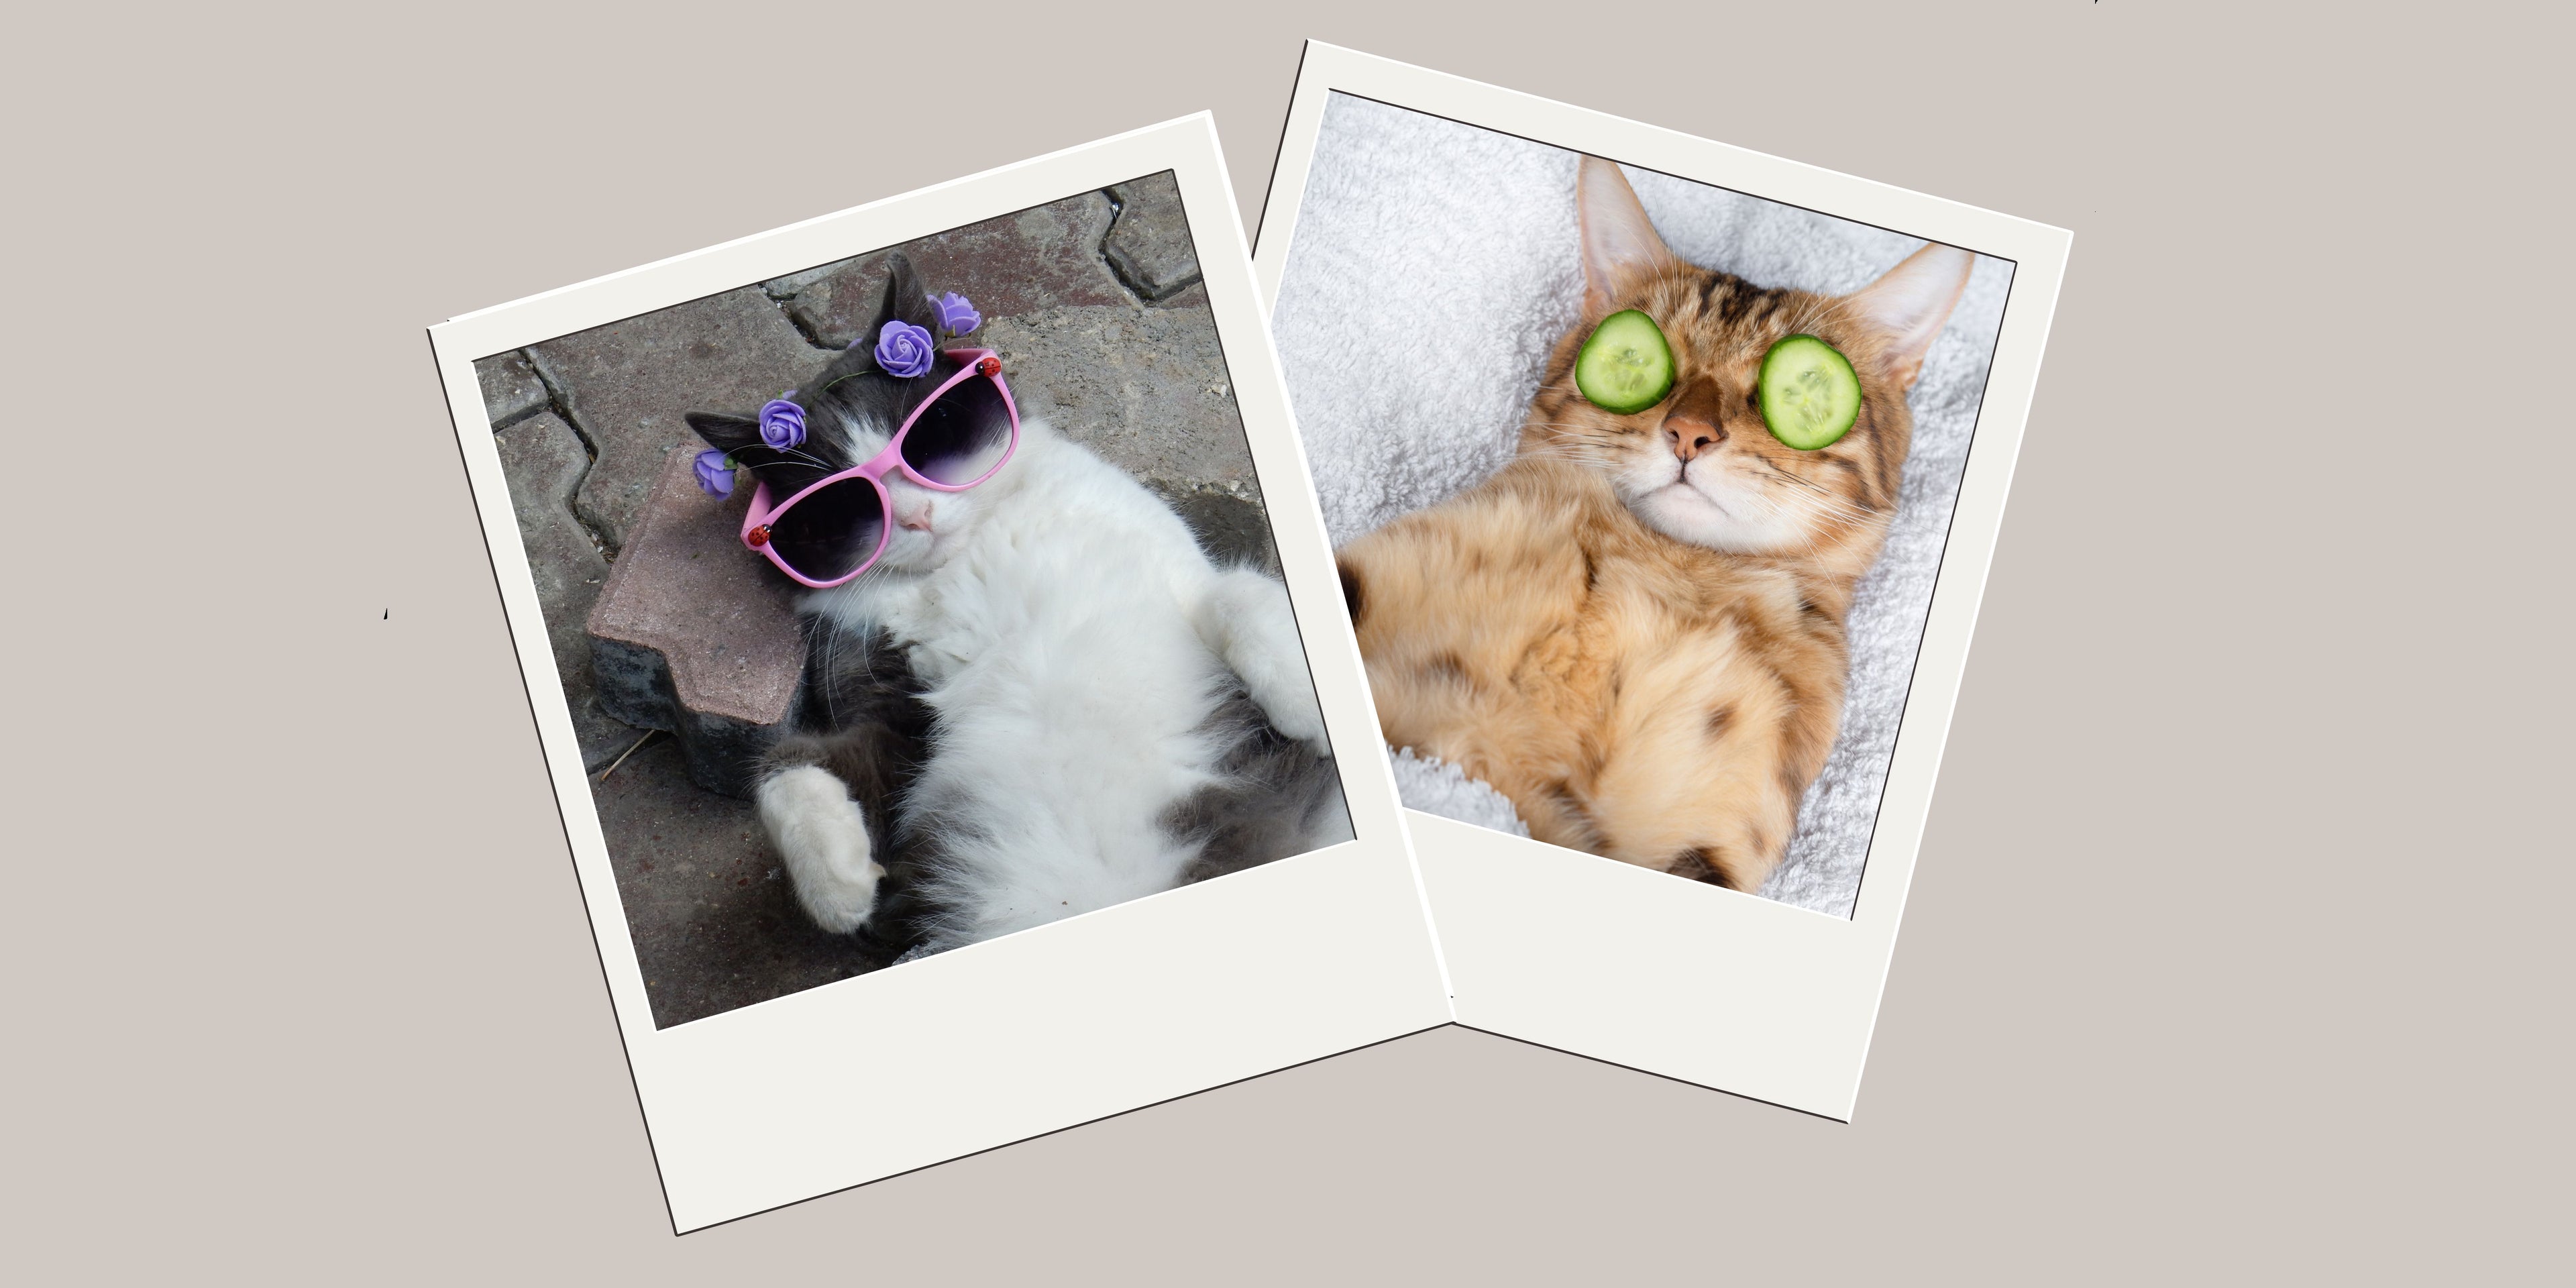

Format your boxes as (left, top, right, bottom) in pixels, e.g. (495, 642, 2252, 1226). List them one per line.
(687, 254, 1347, 958)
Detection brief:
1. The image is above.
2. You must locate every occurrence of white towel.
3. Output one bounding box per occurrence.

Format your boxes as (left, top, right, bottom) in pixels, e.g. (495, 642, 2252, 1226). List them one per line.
(1272, 94, 2010, 918)
(1385, 747, 1532, 839)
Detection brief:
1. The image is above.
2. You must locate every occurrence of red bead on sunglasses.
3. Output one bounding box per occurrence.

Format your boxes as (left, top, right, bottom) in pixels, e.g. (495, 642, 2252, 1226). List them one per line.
(739, 347, 1020, 588)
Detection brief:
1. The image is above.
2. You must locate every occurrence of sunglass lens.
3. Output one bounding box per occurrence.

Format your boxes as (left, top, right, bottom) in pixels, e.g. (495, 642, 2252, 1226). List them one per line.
(901, 370, 1014, 485)
(767, 476, 884, 582)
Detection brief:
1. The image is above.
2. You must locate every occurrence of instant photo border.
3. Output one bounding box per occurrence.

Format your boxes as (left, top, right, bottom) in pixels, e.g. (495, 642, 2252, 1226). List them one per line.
(1252, 44, 2071, 1120)
(428, 115, 1452, 1232)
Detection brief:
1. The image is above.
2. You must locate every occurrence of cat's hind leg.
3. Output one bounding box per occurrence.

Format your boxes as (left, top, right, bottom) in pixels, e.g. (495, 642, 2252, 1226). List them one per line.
(1576, 643, 1812, 892)
(1190, 567, 1330, 753)
(757, 764, 880, 933)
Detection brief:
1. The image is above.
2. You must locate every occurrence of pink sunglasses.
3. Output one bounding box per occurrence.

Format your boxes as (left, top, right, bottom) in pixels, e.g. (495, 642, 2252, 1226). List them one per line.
(741, 347, 1021, 588)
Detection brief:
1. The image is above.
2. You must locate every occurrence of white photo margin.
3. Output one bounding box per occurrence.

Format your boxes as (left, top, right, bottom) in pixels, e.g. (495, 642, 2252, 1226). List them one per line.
(1252, 44, 2072, 1121)
(429, 114, 1454, 1233)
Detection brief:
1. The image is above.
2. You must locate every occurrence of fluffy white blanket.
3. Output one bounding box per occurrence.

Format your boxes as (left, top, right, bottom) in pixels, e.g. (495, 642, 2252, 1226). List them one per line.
(1271, 94, 2010, 918)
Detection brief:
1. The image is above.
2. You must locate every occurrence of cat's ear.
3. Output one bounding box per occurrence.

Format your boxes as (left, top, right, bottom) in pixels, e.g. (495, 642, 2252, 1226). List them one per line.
(1578, 156, 1677, 313)
(871, 251, 941, 334)
(686, 411, 763, 457)
(1847, 242, 1974, 391)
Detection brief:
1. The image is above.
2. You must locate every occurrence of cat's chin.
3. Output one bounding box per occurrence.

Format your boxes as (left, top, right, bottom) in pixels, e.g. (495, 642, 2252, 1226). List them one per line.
(1626, 481, 1801, 555)
(871, 531, 955, 574)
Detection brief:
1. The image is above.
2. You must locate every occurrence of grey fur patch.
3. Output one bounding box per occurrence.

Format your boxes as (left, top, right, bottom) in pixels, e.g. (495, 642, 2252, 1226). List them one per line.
(1166, 692, 1351, 884)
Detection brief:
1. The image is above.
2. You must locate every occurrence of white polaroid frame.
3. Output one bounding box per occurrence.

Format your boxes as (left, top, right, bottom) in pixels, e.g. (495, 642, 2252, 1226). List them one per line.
(1252, 45, 2070, 1120)
(429, 115, 1452, 1232)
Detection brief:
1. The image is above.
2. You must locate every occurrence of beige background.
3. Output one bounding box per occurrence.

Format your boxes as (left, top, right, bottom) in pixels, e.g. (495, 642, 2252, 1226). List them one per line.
(4, 1, 2562, 1281)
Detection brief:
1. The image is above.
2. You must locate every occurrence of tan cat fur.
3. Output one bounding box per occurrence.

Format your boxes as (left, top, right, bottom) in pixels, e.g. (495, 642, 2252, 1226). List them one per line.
(1337, 158, 1972, 890)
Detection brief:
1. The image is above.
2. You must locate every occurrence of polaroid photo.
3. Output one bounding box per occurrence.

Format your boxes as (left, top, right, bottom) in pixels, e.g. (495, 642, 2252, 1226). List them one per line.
(1254, 45, 2071, 1118)
(429, 115, 1451, 1232)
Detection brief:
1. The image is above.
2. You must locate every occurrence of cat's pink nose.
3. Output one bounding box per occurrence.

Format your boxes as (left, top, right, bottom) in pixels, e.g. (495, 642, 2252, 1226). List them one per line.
(894, 496, 936, 532)
(1666, 417, 1723, 462)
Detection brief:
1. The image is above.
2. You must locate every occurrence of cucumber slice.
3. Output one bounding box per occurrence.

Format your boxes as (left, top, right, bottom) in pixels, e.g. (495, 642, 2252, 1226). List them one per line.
(1574, 310, 1676, 415)
(1756, 335, 1862, 450)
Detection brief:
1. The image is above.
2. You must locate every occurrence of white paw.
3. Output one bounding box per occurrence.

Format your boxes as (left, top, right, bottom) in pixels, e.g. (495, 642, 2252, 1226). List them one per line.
(1260, 679, 1331, 755)
(757, 765, 881, 934)
(1200, 569, 1334, 756)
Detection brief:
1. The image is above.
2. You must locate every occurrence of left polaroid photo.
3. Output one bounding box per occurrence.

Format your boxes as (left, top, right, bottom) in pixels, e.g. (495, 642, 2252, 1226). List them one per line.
(429, 116, 1451, 1232)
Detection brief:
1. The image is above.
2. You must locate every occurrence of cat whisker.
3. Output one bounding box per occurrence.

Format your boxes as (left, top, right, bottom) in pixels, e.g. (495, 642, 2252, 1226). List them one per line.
(1752, 467, 1878, 527)
(1779, 495, 1874, 529)
(1511, 441, 1620, 471)
(1522, 446, 1615, 467)
(1756, 466, 1828, 494)
(1718, 480, 1852, 553)
(822, 616, 843, 727)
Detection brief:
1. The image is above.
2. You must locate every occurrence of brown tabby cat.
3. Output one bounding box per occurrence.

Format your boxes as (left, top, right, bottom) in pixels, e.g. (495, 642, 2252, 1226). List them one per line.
(1336, 157, 1973, 890)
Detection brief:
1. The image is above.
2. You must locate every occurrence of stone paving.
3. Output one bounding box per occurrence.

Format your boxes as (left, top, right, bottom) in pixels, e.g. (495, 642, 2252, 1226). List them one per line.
(473, 174, 1286, 1028)
(584, 447, 810, 798)
(491, 411, 628, 768)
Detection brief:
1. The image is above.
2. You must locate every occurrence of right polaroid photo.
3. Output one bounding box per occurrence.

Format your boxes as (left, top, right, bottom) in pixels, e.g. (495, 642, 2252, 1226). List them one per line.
(1256, 44, 2070, 1118)
(1278, 97, 2009, 920)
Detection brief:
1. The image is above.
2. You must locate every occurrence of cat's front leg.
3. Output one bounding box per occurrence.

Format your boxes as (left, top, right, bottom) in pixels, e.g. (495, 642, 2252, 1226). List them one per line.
(1192, 568, 1330, 753)
(755, 761, 881, 934)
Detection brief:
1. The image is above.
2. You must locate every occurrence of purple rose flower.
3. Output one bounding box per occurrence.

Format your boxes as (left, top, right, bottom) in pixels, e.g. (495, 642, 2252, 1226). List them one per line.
(757, 398, 806, 450)
(692, 449, 735, 498)
(873, 320, 936, 378)
(926, 290, 981, 335)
